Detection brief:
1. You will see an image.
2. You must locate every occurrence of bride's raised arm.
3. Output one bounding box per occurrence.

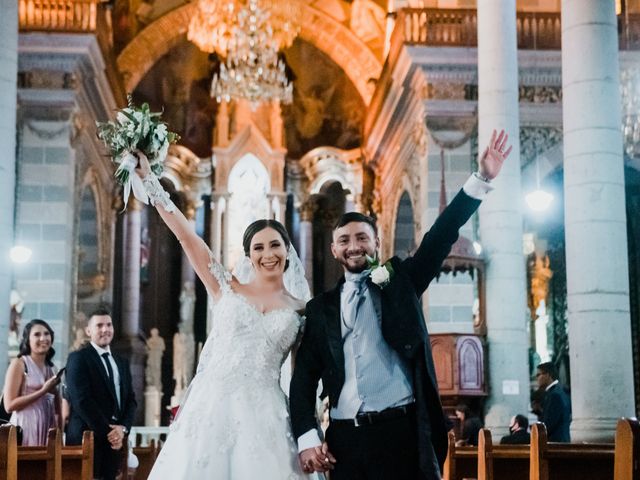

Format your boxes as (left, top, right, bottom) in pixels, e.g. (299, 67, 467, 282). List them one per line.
(135, 152, 223, 297)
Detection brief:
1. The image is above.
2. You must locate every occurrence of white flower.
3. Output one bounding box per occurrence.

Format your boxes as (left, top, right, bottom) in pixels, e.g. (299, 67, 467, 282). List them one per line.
(370, 265, 390, 286)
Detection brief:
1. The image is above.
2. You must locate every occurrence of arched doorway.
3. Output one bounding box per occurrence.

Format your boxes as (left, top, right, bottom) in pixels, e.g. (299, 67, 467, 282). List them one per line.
(312, 181, 347, 293)
(393, 191, 415, 259)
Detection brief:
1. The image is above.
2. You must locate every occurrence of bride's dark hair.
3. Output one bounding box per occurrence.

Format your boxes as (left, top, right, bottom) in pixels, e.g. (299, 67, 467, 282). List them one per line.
(242, 219, 291, 270)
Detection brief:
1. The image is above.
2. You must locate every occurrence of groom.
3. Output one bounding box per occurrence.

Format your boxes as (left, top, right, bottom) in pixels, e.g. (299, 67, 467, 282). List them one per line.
(290, 130, 512, 479)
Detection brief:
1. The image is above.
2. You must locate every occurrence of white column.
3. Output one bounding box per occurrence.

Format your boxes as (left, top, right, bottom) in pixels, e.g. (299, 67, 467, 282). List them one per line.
(210, 196, 221, 262)
(122, 200, 142, 338)
(299, 200, 315, 287)
(477, 0, 529, 435)
(0, 0, 17, 380)
(561, 0, 634, 441)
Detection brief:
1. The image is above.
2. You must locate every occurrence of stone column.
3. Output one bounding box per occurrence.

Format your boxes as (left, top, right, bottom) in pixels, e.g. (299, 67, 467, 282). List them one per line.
(210, 195, 222, 263)
(116, 198, 146, 424)
(477, 0, 529, 435)
(122, 199, 142, 338)
(299, 200, 316, 287)
(181, 203, 197, 286)
(0, 0, 18, 381)
(561, 0, 634, 441)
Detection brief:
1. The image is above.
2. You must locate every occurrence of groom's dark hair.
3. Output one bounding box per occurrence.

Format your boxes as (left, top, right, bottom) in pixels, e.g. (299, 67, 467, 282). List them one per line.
(333, 212, 378, 235)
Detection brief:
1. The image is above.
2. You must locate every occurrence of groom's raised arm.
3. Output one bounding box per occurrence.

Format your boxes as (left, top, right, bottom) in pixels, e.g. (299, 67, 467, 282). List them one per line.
(403, 176, 488, 295)
(403, 128, 512, 295)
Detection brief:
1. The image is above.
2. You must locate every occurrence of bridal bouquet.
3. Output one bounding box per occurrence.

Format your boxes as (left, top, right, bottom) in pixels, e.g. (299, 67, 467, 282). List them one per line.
(96, 97, 179, 209)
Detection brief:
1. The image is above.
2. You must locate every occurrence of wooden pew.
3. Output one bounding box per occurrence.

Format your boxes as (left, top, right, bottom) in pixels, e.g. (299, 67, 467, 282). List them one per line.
(17, 428, 61, 480)
(0, 425, 17, 480)
(61, 431, 93, 480)
(132, 439, 159, 480)
(530, 422, 614, 480)
(443, 431, 477, 480)
(477, 429, 528, 480)
(614, 417, 640, 480)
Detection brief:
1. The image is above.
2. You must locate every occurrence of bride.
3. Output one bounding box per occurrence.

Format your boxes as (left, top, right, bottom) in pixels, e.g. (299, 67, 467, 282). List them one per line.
(135, 154, 317, 479)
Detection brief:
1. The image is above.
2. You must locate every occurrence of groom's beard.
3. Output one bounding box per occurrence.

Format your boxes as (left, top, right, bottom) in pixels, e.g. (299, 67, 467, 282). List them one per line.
(337, 250, 371, 273)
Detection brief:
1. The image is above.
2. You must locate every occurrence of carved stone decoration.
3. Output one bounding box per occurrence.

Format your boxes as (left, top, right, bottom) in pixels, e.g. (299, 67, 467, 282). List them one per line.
(349, 0, 385, 45)
(425, 82, 469, 100)
(519, 126, 563, 169)
(300, 146, 364, 210)
(518, 85, 562, 104)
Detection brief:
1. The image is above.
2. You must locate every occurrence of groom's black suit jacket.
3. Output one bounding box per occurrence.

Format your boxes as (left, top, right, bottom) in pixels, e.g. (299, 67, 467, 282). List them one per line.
(66, 344, 136, 446)
(290, 189, 481, 479)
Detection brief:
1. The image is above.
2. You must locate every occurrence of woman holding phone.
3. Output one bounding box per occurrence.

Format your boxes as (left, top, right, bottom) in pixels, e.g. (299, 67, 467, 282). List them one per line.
(3, 319, 62, 445)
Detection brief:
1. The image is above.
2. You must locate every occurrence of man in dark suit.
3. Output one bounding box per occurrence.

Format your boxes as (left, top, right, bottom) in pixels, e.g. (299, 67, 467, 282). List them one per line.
(290, 130, 512, 479)
(500, 414, 531, 445)
(536, 361, 571, 442)
(66, 307, 137, 480)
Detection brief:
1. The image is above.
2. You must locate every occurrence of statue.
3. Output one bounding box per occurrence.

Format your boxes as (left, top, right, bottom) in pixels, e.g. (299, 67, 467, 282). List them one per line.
(145, 328, 165, 391)
(173, 282, 196, 399)
(179, 282, 195, 333)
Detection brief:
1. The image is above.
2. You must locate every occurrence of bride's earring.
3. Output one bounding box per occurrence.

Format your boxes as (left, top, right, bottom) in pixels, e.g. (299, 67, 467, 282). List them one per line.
(284, 249, 291, 271)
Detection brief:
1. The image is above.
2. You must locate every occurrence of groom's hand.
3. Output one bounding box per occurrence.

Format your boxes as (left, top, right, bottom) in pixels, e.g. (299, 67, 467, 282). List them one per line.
(299, 442, 336, 473)
(478, 128, 512, 181)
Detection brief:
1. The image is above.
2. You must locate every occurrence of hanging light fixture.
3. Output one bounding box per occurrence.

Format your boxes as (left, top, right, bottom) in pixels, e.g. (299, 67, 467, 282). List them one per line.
(525, 156, 553, 212)
(209, 0, 293, 105)
(188, 0, 300, 56)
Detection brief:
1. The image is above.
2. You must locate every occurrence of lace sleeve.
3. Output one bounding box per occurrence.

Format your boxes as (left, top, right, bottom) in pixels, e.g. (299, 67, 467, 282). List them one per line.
(208, 253, 232, 294)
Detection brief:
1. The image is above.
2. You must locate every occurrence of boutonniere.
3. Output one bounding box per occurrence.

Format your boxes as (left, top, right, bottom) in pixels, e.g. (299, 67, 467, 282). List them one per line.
(366, 254, 394, 288)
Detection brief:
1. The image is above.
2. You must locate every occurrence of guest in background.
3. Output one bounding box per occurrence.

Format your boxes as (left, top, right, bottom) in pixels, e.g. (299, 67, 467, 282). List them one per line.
(455, 404, 483, 446)
(66, 307, 137, 480)
(3, 319, 61, 445)
(500, 414, 530, 445)
(536, 361, 571, 442)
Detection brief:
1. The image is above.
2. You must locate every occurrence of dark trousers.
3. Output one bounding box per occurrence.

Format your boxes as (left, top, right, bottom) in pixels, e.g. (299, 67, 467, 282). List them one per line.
(326, 412, 419, 480)
(93, 440, 122, 480)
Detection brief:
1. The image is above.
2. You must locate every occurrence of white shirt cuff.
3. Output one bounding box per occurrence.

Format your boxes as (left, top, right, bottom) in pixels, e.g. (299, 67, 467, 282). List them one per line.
(462, 173, 494, 200)
(297, 429, 322, 453)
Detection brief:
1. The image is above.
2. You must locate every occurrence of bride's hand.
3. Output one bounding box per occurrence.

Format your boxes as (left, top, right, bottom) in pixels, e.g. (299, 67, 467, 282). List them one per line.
(134, 151, 152, 178)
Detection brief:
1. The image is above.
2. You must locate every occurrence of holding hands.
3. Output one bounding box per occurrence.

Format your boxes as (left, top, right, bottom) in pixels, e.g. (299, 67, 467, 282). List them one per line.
(299, 442, 336, 473)
(478, 129, 512, 181)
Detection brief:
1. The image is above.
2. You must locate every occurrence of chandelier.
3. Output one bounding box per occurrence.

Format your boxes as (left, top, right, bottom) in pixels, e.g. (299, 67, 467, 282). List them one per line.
(188, 0, 300, 56)
(209, 0, 293, 105)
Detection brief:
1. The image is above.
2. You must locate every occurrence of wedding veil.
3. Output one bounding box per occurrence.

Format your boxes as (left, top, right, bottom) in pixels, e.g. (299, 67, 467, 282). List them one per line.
(232, 246, 311, 302)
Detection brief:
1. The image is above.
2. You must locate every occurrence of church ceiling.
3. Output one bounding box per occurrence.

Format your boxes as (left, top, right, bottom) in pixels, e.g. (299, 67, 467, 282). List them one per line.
(132, 37, 365, 159)
(116, 0, 386, 59)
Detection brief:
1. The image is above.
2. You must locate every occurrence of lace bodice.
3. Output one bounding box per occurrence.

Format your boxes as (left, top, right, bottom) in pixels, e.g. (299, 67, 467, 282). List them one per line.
(196, 262, 303, 393)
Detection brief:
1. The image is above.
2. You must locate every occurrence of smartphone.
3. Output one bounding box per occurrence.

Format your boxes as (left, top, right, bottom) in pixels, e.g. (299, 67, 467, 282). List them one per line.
(55, 367, 66, 379)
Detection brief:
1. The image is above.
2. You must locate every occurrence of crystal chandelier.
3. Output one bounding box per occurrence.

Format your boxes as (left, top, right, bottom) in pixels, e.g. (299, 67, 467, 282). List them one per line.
(209, 0, 293, 105)
(188, 0, 300, 57)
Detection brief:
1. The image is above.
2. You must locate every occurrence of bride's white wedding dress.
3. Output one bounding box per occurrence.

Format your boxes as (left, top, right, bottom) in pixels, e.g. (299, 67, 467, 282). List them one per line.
(148, 262, 307, 479)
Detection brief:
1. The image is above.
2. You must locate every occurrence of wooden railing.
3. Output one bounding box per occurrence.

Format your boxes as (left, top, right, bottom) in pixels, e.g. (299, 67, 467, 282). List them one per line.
(397, 8, 640, 50)
(18, 0, 101, 32)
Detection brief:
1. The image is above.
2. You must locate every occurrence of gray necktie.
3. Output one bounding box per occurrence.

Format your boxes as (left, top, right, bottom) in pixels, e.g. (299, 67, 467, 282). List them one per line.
(343, 275, 368, 331)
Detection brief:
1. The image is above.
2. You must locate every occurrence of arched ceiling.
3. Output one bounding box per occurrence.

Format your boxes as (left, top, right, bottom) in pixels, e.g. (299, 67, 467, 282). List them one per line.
(117, 1, 382, 106)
